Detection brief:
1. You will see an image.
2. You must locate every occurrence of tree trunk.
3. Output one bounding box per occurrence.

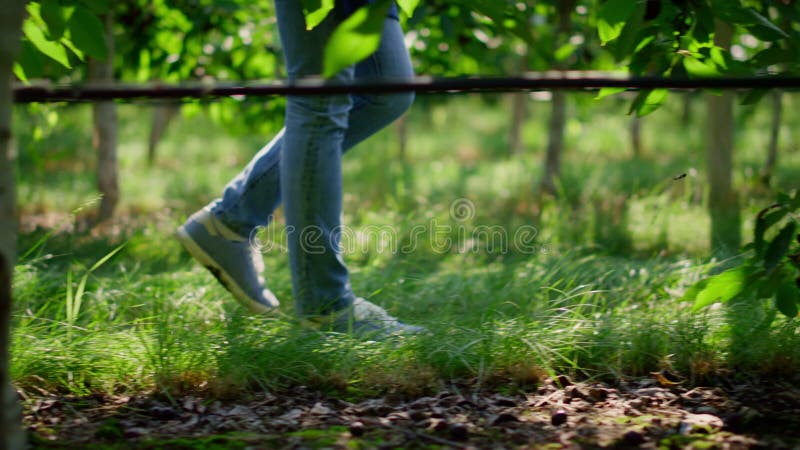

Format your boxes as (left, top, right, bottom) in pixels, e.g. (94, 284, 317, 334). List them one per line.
(147, 102, 180, 166)
(90, 13, 118, 222)
(507, 52, 529, 156)
(396, 113, 408, 161)
(760, 90, 782, 187)
(539, 0, 574, 194)
(631, 115, 642, 158)
(706, 22, 740, 256)
(0, 1, 27, 449)
(508, 92, 527, 156)
(681, 92, 692, 128)
(541, 90, 567, 194)
(395, 114, 412, 211)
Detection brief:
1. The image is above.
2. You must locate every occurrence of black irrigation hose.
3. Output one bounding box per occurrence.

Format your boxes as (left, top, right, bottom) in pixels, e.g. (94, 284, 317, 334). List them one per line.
(12, 72, 800, 103)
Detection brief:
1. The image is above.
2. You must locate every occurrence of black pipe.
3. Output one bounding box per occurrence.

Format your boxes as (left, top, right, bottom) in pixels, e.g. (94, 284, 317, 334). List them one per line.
(12, 72, 800, 103)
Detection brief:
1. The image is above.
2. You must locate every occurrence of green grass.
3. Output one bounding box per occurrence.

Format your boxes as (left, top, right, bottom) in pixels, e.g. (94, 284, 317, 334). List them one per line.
(10, 92, 800, 399)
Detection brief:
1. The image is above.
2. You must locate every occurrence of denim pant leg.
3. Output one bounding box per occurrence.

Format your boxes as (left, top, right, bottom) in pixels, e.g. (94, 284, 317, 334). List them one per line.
(210, 16, 414, 237)
(210, 2, 413, 316)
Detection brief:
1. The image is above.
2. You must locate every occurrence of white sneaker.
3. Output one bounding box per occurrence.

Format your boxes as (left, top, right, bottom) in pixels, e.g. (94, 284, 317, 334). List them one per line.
(316, 297, 425, 339)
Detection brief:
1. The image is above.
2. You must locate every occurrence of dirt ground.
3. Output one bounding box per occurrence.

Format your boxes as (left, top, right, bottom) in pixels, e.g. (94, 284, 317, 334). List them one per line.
(21, 373, 800, 449)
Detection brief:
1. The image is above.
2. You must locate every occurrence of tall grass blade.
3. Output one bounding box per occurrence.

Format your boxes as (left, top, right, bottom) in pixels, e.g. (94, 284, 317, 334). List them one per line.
(66, 243, 126, 327)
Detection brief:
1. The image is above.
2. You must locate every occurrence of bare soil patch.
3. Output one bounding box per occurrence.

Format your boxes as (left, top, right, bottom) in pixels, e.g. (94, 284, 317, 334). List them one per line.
(22, 374, 800, 449)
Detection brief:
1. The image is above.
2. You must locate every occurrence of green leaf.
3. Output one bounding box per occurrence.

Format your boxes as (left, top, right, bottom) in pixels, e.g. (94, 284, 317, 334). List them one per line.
(709, 47, 728, 70)
(754, 206, 789, 256)
(627, 38, 657, 74)
(693, 2, 715, 44)
(712, 0, 753, 24)
(22, 19, 71, 68)
(61, 37, 84, 61)
(691, 266, 748, 311)
(595, 87, 626, 100)
(739, 89, 769, 106)
(744, 9, 790, 40)
(775, 279, 799, 318)
(79, 0, 110, 14)
(755, 277, 777, 300)
(629, 88, 668, 117)
(396, 0, 420, 16)
(682, 278, 710, 303)
(87, 243, 125, 272)
(746, 24, 788, 42)
(40, 0, 67, 40)
(554, 43, 577, 62)
(136, 49, 151, 82)
(302, 0, 335, 31)
(610, 2, 646, 59)
(634, 35, 655, 54)
(65, 267, 74, 323)
(764, 222, 797, 274)
(13, 63, 28, 83)
(67, 5, 108, 60)
(750, 46, 795, 69)
(15, 39, 46, 80)
(598, 0, 638, 45)
(713, 1, 789, 41)
(683, 55, 719, 77)
(322, 0, 393, 79)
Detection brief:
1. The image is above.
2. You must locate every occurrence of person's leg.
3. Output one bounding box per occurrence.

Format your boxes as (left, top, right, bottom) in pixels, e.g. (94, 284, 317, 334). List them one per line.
(180, 3, 421, 335)
(210, 16, 414, 238)
(177, 0, 348, 314)
(276, 0, 355, 316)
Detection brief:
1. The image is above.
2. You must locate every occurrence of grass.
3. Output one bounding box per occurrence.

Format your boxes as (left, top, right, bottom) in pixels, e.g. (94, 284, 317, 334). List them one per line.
(10, 92, 800, 400)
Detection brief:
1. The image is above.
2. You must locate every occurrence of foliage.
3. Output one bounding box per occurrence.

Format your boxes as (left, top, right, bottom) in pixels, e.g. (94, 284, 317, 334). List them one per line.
(15, 0, 110, 81)
(323, 0, 394, 77)
(18, 0, 800, 122)
(685, 190, 800, 318)
(116, 0, 286, 134)
(599, 0, 800, 115)
(65, 244, 125, 330)
(17, 0, 287, 138)
(403, 1, 601, 76)
(302, 0, 800, 115)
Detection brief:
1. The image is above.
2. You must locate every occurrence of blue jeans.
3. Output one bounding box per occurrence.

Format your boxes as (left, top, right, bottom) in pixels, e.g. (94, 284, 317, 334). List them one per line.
(209, 1, 414, 317)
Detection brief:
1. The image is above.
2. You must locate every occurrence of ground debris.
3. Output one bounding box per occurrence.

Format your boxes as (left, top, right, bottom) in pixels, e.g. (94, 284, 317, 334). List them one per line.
(21, 376, 800, 448)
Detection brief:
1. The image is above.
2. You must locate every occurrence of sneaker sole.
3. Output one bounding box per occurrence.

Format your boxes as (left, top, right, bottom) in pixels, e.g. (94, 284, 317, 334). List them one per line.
(176, 225, 278, 313)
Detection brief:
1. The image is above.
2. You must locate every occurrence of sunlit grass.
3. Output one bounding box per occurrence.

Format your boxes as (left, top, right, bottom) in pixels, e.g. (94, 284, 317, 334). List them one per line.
(10, 93, 800, 399)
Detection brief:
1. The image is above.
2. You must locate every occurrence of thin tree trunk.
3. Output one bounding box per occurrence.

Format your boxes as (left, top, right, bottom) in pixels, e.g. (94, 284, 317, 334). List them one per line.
(90, 13, 118, 221)
(760, 90, 782, 186)
(539, 0, 574, 194)
(396, 113, 408, 161)
(147, 102, 180, 166)
(707, 22, 740, 255)
(0, 1, 27, 449)
(508, 52, 529, 156)
(395, 114, 412, 211)
(681, 92, 692, 127)
(541, 90, 567, 194)
(508, 92, 527, 156)
(631, 115, 642, 158)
